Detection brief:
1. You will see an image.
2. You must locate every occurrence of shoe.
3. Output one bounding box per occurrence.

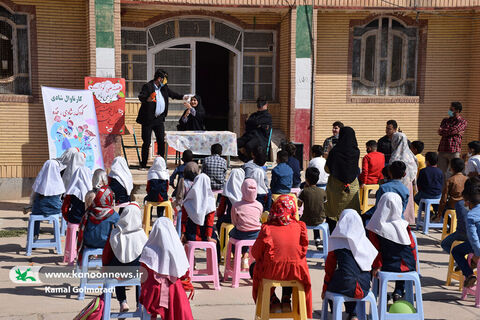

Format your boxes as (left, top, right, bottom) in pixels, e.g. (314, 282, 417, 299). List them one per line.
(139, 167, 147, 171)
(241, 258, 249, 271)
(454, 266, 460, 272)
(23, 206, 32, 215)
(120, 301, 129, 312)
(392, 293, 402, 302)
(315, 239, 322, 249)
(464, 275, 477, 288)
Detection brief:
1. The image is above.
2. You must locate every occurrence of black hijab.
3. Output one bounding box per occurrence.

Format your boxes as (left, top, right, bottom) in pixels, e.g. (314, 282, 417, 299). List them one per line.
(177, 95, 206, 131)
(325, 126, 360, 184)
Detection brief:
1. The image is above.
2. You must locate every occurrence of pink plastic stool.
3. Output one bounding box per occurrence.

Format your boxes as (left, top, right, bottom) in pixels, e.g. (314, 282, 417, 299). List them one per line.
(185, 241, 221, 290)
(63, 222, 79, 265)
(223, 238, 256, 288)
(461, 254, 480, 307)
(290, 188, 301, 196)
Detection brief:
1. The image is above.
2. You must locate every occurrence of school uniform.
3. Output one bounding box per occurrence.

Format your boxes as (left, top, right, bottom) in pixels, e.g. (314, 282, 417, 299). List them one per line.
(271, 162, 293, 195)
(415, 166, 444, 204)
(364, 180, 409, 222)
(108, 157, 133, 205)
(62, 166, 92, 224)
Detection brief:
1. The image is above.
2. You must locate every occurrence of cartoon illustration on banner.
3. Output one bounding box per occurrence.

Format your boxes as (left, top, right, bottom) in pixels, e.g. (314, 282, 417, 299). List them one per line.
(41, 86, 104, 170)
(85, 77, 125, 135)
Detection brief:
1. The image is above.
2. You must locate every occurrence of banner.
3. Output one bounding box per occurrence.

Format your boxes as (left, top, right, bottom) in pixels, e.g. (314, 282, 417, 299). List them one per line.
(41, 86, 104, 170)
(85, 77, 125, 134)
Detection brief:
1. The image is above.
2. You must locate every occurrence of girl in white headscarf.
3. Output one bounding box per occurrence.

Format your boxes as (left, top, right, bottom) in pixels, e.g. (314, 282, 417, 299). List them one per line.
(140, 217, 194, 320)
(216, 168, 245, 231)
(85, 168, 109, 209)
(323, 209, 378, 320)
(182, 174, 218, 244)
(102, 202, 147, 312)
(366, 192, 417, 302)
(61, 151, 86, 190)
(389, 132, 418, 224)
(145, 157, 170, 213)
(30, 160, 66, 237)
(62, 167, 92, 224)
(108, 157, 133, 205)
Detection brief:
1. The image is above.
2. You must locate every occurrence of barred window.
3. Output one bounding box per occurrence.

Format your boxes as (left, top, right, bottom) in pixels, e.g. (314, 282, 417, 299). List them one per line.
(0, 5, 30, 95)
(352, 17, 417, 96)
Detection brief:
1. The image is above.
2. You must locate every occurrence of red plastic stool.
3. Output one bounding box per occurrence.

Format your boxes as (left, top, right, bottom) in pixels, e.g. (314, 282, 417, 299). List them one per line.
(63, 222, 79, 265)
(223, 238, 256, 288)
(185, 241, 221, 290)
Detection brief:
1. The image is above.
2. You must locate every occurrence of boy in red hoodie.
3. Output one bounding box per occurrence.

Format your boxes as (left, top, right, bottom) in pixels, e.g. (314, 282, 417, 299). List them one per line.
(359, 140, 384, 187)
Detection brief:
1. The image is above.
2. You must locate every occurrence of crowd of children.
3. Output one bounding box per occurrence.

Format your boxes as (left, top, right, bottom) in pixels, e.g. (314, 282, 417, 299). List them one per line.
(27, 127, 480, 319)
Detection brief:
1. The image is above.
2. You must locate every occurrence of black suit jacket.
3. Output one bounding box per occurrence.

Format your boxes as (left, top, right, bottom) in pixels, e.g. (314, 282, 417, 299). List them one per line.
(136, 80, 183, 125)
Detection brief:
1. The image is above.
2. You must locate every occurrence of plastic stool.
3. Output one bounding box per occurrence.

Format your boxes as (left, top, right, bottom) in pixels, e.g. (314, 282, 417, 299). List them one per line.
(219, 223, 234, 261)
(255, 279, 307, 320)
(176, 208, 182, 236)
(102, 278, 144, 320)
(78, 247, 104, 300)
(377, 271, 424, 319)
(461, 254, 480, 307)
(143, 201, 173, 235)
(441, 209, 457, 241)
(26, 214, 63, 256)
(290, 188, 301, 196)
(306, 223, 329, 260)
(224, 238, 256, 288)
(185, 241, 220, 290)
(61, 216, 67, 236)
(321, 291, 378, 320)
(416, 198, 442, 234)
(411, 232, 420, 276)
(446, 240, 464, 291)
(63, 222, 79, 265)
(359, 184, 379, 213)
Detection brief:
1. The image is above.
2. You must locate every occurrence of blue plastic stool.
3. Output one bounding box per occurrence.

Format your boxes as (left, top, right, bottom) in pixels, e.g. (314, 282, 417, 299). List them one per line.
(60, 216, 67, 236)
(321, 291, 379, 320)
(416, 198, 442, 235)
(306, 223, 329, 260)
(411, 232, 421, 276)
(77, 247, 104, 300)
(102, 278, 146, 320)
(176, 208, 182, 236)
(377, 271, 424, 320)
(26, 214, 62, 256)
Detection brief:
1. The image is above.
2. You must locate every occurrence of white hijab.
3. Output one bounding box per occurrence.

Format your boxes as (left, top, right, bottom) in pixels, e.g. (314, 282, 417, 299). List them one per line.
(92, 168, 108, 190)
(222, 168, 245, 204)
(108, 157, 133, 195)
(66, 166, 92, 201)
(329, 209, 378, 271)
(62, 151, 86, 189)
(250, 167, 268, 195)
(183, 173, 216, 226)
(55, 147, 79, 171)
(366, 192, 411, 245)
(148, 157, 169, 181)
(109, 202, 148, 263)
(32, 160, 66, 196)
(140, 217, 189, 278)
(389, 132, 418, 185)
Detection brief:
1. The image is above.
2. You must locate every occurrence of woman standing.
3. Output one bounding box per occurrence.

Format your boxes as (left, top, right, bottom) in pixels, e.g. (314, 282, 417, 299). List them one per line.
(389, 132, 418, 224)
(177, 95, 206, 131)
(324, 126, 361, 232)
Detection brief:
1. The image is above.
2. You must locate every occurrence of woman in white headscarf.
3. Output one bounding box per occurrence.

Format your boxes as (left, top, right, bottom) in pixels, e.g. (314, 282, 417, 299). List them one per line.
(55, 147, 79, 171)
(140, 217, 194, 320)
(323, 209, 378, 320)
(216, 168, 245, 230)
(62, 166, 92, 224)
(102, 202, 147, 312)
(182, 173, 218, 243)
(366, 192, 417, 302)
(61, 151, 86, 190)
(250, 167, 270, 211)
(108, 157, 133, 205)
(389, 132, 418, 224)
(145, 157, 170, 207)
(30, 160, 66, 237)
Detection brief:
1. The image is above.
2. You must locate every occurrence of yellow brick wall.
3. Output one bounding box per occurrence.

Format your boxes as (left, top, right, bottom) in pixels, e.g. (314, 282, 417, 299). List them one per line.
(314, 12, 477, 160)
(0, 0, 89, 178)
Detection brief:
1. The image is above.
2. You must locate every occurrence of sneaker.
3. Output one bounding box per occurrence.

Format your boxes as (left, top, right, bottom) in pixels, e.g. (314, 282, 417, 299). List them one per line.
(392, 293, 402, 302)
(315, 239, 322, 249)
(464, 275, 477, 288)
(120, 301, 129, 312)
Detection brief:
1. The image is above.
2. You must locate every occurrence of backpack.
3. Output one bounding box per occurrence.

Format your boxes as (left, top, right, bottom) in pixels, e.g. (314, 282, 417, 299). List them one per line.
(74, 295, 104, 320)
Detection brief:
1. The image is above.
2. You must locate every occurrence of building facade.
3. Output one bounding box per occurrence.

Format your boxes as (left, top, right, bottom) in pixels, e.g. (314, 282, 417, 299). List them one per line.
(1, 0, 479, 198)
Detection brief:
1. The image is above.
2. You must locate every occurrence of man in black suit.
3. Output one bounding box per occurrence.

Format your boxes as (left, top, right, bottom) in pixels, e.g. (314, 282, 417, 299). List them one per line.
(136, 69, 184, 169)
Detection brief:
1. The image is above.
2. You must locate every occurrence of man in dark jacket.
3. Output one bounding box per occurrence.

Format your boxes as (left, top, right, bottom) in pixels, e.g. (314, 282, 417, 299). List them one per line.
(136, 69, 184, 169)
(377, 119, 398, 165)
(237, 96, 272, 162)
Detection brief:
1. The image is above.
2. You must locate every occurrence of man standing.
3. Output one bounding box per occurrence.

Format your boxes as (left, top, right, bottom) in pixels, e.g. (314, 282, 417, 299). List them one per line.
(377, 120, 398, 165)
(237, 96, 272, 162)
(437, 102, 467, 177)
(136, 69, 184, 169)
(322, 121, 344, 158)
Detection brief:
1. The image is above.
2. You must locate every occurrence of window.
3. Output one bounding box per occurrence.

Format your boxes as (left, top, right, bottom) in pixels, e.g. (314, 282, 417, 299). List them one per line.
(0, 5, 30, 95)
(121, 29, 147, 98)
(352, 17, 417, 96)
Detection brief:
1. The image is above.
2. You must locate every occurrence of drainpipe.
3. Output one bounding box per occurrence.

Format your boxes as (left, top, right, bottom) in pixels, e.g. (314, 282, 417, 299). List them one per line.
(307, 1, 315, 157)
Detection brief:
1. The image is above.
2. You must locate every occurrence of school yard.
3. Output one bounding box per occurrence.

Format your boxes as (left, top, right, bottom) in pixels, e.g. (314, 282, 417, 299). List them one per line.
(0, 196, 480, 320)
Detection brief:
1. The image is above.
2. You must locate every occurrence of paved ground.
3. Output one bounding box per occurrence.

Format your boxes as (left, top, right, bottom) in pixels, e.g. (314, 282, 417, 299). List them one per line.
(1, 198, 480, 320)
